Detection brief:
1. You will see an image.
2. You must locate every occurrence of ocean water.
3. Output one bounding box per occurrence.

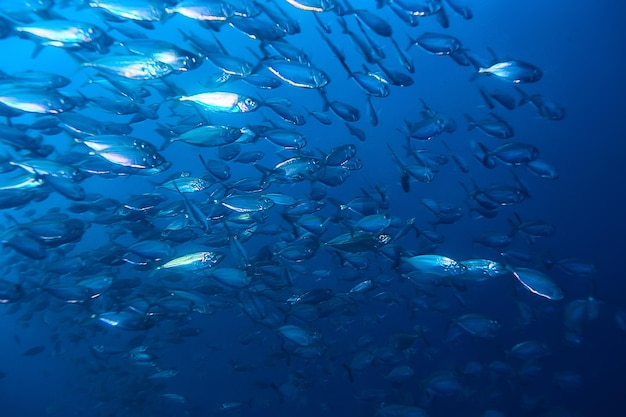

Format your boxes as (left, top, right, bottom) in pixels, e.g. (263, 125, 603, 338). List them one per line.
(0, 1, 625, 417)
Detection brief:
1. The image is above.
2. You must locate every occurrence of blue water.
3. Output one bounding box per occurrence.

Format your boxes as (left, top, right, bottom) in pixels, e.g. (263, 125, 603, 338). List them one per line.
(0, 1, 625, 416)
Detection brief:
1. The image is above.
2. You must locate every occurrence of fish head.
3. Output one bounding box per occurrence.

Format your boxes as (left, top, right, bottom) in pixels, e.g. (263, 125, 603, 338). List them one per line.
(529, 67, 543, 83)
(258, 196, 275, 210)
(376, 233, 392, 246)
(202, 251, 224, 266)
(238, 96, 258, 112)
(183, 54, 202, 71)
(313, 71, 330, 88)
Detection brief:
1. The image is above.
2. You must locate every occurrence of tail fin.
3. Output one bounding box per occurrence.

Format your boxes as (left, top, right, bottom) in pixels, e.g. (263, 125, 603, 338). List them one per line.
(464, 114, 477, 130)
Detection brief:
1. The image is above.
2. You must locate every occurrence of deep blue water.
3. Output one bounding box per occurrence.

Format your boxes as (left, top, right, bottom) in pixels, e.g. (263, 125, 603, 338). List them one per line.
(0, 1, 625, 416)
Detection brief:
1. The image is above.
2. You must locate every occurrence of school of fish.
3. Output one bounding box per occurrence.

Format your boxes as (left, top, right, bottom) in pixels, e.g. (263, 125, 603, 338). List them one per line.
(0, 1, 616, 417)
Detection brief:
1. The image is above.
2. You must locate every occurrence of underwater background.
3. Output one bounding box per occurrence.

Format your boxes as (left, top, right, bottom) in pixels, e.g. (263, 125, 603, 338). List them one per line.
(0, 1, 625, 416)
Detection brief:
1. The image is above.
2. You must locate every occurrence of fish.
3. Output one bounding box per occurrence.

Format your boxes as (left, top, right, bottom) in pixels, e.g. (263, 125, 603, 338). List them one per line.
(165, 1, 235, 21)
(14, 19, 113, 55)
(87, 0, 166, 29)
(0, 87, 76, 114)
(408, 32, 462, 55)
(453, 313, 501, 339)
(82, 55, 174, 80)
(515, 86, 566, 120)
(162, 124, 243, 148)
(473, 141, 539, 167)
(285, 0, 337, 13)
(155, 251, 224, 272)
(512, 267, 564, 300)
(265, 59, 330, 89)
(277, 324, 320, 346)
(178, 91, 258, 113)
(22, 345, 46, 356)
(474, 59, 543, 83)
(465, 113, 514, 139)
(118, 39, 202, 73)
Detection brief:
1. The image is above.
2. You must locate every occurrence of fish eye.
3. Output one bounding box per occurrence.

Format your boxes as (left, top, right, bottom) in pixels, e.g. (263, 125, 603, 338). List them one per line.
(245, 98, 255, 106)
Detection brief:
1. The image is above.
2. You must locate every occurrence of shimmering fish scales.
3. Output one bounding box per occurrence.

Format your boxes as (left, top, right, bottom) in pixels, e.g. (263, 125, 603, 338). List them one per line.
(179, 92, 258, 113)
(0, 87, 75, 114)
(285, 0, 337, 13)
(475, 59, 543, 83)
(155, 251, 224, 272)
(165, 1, 234, 21)
(82, 55, 173, 80)
(403, 254, 467, 277)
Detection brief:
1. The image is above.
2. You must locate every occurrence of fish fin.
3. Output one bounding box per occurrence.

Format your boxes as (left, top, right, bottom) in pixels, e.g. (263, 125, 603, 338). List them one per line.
(342, 363, 354, 383)
(506, 218, 519, 236)
(177, 27, 191, 42)
(132, 20, 154, 30)
(336, 16, 349, 34)
(3, 212, 20, 226)
(478, 86, 495, 109)
(30, 44, 44, 59)
(474, 141, 494, 168)
(488, 112, 506, 122)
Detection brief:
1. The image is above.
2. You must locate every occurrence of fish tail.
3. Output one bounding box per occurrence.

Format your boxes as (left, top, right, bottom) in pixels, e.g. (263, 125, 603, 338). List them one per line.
(514, 86, 530, 106)
(506, 218, 520, 236)
(155, 128, 174, 151)
(337, 16, 349, 34)
(404, 33, 418, 52)
(475, 141, 494, 168)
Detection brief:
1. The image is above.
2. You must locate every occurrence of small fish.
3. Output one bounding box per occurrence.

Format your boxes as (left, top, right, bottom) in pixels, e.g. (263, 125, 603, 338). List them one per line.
(285, 0, 337, 13)
(155, 251, 225, 272)
(179, 91, 258, 113)
(265, 59, 329, 89)
(512, 267, 564, 300)
(149, 369, 178, 379)
(0, 87, 76, 114)
(465, 113, 514, 139)
(477, 60, 543, 83)
(515, 86, 566, 120)
(22, 345, 46, 356)
(83, 55, 173, 80)
(408, 32, 462, 55)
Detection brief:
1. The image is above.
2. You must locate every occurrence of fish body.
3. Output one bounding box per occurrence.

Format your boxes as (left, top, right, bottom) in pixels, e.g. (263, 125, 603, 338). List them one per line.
(478, 60, 542, 83)
(88, 0, 166, 25)
(266, 59, 329, 89)
(0, 87, 75, 114)
(119, 39, 201, 72)
(411, 32, 462, 55)
(165, 0, 234, 21)
(15, 20, 112, 53)
(156, 251, 224, 271)
(83, 55, 173, 80)
(285, 0, 336, 12)
(179, 92, 258, 113)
